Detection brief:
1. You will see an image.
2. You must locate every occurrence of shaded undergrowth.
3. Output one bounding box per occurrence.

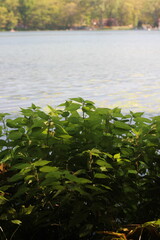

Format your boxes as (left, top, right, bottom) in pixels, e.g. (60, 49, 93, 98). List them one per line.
(0, 98, 160, 239)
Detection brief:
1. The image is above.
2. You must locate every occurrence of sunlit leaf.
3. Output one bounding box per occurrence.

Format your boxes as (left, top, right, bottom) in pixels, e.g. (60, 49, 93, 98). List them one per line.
(40, 166, 58, 172)
(70, 97, 84, 103)
(37, 110, 49, 120)
(96, 160, 112, 168)
(11, 220, 22, 225)
(33, 160, 51, 167)
(128, 170, 137, 174)
(21, 205, 34, 215)
(66, 103, 81, 111)
(94, 173, 108, 179)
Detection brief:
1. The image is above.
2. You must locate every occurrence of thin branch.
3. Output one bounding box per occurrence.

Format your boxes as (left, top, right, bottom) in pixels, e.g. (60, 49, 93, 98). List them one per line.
(10, 225, 20, 240)
(0, 226, 8, 240)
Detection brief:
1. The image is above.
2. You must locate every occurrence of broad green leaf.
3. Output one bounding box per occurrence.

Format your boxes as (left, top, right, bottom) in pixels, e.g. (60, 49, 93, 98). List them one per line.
(20, 108, 34, 116)
(85, 185, 102, 191)
(0, 140, 7, 146)
(94, 173, 108, 179)
(6, 118, 26, 128)
(85, 148, 101, 157)
(6, 119, 18, 128)
(55, 124, 69, 135)
(68, 116, 80, 124)
(112, 128, 129, 135)
(66, 103, 81, 111)
(100, 167, 107, 171)
(53, 188, 65, 198)
(0, 126, 2, 135)
(65, 173, 79, 182)
(70, 97, 84, 103)
(70, 186, 90, 196)
(8, 131, 23, 140)
(90, 148, 101, 154)
(143, 219, 160, 227)
(8, 208, 16, 214)
(112, 107, 121, 114)
(112, 112, 123, 118)
(32, 119, 46, 128)
(82, 106, 91, 113)
(131, 111, 144, 118)
(114, 153, 121, 159)
(1, 152, 12, 163)
(11, 163, 31, 170)
(11, 220, 22, 225)
(37, 110, 49, 120)
(40, 166, 58, 172)
(0, 113, 10, 120)
(45, 171, 61, 179)
(84, 100, 95, 105)
(121, 148, 134, 157)
(8, 173, 24, 182)
(58, 134, 72, 139)
(62, 111, 70, 117)
(0, 194, 8, 205)
(25, 175, 35, 182)
(74, 177, 92, 184)
(96, 160, 112, 168)
(73, 169, 86, 176)
(85, 103, 96, 110)
(134, 117, 151, 123)
(96, 108, 111, 115)
(0, 185, 11, 191)
(33, 160, 51, 167)
(31, 103, 38, 109)
(102, 152, 113, 158)
(101, 185, 112, 190)
(21, 205, 34, 215)
(65, 172, 91, 184)
(31, 127, 43, 135)
(128, 170, 137, 174)
(124, 114, 131, 118)
(41, 179, 61, 186)
(114, 121, 131, 130)
(12, 185, 28, 198)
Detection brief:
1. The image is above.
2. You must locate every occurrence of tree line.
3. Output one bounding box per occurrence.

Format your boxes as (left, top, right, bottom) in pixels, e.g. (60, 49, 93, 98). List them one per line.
(0, 0, 160, 30)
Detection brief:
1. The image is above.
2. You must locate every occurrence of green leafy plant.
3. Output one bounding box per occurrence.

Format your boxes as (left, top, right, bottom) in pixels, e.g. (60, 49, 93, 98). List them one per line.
(0, 98, 160, 240)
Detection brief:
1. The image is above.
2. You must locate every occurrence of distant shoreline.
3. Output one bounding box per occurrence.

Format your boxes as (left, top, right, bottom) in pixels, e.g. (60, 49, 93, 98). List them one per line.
(1, 25, 159, 32)
(0, 27, 154, 32)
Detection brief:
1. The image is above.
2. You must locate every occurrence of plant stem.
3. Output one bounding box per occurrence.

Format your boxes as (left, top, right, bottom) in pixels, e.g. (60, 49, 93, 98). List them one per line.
(0, 226, 8, 240)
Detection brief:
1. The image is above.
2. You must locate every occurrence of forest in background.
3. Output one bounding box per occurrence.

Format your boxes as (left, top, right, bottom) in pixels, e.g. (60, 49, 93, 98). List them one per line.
(0, 0, 160, 30)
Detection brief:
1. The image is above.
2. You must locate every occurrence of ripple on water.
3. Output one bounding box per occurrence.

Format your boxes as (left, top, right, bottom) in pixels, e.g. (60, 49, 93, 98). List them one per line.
(0, 30, 160, 114)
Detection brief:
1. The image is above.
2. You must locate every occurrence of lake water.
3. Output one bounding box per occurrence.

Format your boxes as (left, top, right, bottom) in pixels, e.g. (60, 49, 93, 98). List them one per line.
(0, 30, 160, 114)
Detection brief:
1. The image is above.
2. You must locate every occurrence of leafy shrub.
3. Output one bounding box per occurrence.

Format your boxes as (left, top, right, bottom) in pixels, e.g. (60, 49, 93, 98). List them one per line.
(0, 98, 160, 239)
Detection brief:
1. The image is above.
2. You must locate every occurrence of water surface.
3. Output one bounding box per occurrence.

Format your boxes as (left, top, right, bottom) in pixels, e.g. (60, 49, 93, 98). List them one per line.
(0, 30, 160, 114)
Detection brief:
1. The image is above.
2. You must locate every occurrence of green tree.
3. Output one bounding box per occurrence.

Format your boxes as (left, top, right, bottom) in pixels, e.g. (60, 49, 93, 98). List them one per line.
(61, 2, 81, 28)
(18, 0, 34, 29)
(0, 6, 8, 29)
(142, 0, 160, 26)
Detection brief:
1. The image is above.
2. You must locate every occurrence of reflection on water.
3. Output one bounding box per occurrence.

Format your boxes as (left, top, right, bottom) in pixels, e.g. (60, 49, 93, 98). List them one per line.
(0, 30, 160, 114)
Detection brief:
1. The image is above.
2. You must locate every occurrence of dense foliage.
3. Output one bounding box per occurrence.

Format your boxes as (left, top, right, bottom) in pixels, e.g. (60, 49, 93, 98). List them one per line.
(0, 98, 160, 239)
(0, 0, 160, 30)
